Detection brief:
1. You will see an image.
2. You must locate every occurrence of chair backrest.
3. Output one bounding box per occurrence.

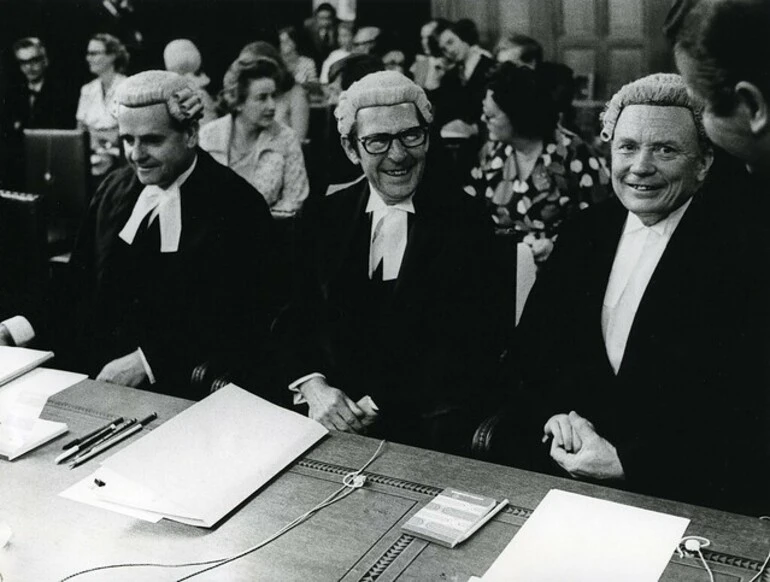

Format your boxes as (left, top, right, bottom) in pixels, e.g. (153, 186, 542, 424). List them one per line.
(0, 191, 48, 314)
(23, 129, 90, 253)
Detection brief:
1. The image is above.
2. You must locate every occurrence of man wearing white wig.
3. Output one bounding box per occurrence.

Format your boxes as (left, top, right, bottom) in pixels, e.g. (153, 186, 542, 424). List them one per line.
(67, 70, 277, 399)
(510, 73, 763, 513)
(278, 71, 505, 454)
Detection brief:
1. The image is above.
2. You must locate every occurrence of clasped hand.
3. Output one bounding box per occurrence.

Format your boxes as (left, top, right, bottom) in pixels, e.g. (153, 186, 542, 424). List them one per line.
(95, 349, 148, 387)
(543, 410, 625, 481)
(299, 377, 377, 433)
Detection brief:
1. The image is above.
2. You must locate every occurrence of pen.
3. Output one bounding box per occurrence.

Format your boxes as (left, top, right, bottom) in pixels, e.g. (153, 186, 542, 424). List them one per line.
(61, 417, 124, 450)
(69, 413, 157, 469)
(55, 418, 131, 465)
(457, 499, 509, 543)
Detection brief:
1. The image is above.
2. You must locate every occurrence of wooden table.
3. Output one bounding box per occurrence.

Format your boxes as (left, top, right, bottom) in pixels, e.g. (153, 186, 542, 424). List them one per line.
(2, 379, 769, 581)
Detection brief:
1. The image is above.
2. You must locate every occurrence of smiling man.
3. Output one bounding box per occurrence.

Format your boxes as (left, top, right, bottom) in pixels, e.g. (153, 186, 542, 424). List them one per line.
(278, 71, 505, 454)
(66, 70, 277, 399)
(509, 73, 763, 512)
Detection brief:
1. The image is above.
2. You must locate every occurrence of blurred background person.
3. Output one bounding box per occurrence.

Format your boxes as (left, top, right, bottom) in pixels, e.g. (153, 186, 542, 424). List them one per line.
(163, 39, 217, 126)
(411, 18, 450, 89)
(320, 21, 355, 84)
(237, 41, 311, 143)
(303, 1, 338, 70)
(351, 26, 384, 57)
(76, 33, 128, 180)
(464, 64, 609, 263)
(279, 26, 319, 85)
(202, 58, 308, 218)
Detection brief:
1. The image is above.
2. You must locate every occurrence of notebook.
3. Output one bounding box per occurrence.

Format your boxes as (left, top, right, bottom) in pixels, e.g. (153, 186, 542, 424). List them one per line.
(0, 346, 54, 386)
(402, 488, 501, 547)
(61, 384, 328, 527)
(0, 418, 67, 460)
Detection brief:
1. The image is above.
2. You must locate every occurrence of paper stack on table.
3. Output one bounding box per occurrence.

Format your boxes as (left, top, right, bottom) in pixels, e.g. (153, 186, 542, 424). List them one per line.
(61, 384, 329, 527)
(481, 489, 690, 582)
(0, 346, 86, 460)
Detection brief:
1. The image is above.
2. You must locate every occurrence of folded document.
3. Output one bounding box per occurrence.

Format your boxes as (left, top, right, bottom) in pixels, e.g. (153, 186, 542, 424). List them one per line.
(61, 384, 328, 527)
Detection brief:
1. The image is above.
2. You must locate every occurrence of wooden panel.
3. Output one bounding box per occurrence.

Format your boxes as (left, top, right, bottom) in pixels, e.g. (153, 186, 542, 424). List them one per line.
(498, 0, 531, 36)
(608, 0, 644, 38)
(561, 0, 597, 37)
(607, 48, 645, 96)
(562, 48, 596, 77)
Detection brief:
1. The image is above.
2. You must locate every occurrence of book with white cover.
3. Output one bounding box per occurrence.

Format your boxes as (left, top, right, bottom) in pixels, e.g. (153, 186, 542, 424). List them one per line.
(0, 346, 54, 386)
(64, 384, 328, 527)
(0, 418, 67, 460)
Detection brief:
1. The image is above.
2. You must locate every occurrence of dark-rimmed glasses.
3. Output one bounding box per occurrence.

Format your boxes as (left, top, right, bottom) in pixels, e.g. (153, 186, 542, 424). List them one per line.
(357, 126, 428, 155)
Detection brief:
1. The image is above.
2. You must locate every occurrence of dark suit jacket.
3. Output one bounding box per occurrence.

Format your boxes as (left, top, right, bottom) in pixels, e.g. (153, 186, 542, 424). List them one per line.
(514, 187, 765, 512)
(65, 149, 277, 399)
(279, 173, 506, 452)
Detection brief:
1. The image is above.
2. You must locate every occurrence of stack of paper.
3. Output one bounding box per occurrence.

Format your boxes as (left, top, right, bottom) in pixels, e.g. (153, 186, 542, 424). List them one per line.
(0, 367, 85, 460)
(481, 489, 689, 582)
(0, 345, 53, 386)
(61, 384, 328, 527)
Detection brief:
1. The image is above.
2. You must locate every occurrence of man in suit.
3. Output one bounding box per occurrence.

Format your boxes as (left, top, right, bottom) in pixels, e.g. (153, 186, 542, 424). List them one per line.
(513, 73, 763, 512)
(66, 70, 276, 399)
(280, 71, 505, 454)
(0, 38, 77, 189)
(666, 0, 770, 180)
(303, 2, 338, 69)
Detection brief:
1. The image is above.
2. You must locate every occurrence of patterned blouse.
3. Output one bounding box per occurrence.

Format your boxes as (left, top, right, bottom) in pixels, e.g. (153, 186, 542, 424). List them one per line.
(199, 115, 309, 215)
(464, 126, 610, 251)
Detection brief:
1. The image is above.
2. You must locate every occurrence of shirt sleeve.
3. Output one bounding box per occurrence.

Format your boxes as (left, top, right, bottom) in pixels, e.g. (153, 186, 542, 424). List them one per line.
(288, 372, 326, 405)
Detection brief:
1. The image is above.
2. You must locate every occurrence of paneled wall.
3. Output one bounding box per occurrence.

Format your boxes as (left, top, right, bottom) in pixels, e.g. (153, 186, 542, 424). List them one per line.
(431, 0, 675, 101)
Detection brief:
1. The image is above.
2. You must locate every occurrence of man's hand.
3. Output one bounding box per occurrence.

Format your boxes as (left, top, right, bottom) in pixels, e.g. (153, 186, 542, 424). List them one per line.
(549, 411, 625, 481)
(543, 413, 582, 453)
(95, 350, 148, 387)
(299, 376, 370, 433)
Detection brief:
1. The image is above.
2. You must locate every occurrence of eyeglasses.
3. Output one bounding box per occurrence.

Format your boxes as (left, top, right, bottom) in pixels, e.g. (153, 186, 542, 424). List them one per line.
(357, 126, 428, 155)
(17, 55, 44, 66)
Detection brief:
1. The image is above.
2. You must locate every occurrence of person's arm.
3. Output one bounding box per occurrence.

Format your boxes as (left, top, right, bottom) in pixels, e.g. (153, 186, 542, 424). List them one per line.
(272, 134, 309, 216)
(0, 316, 35, 347)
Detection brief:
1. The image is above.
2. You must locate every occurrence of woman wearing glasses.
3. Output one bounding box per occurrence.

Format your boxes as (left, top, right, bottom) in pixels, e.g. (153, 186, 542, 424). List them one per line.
(200, 57, 309, 218)
(464, 63, 609, 263)
(76, 33, 129, 179)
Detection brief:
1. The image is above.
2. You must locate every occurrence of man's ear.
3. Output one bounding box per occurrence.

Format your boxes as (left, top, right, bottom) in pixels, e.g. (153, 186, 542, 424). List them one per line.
(341, 136, 360, 165)
(186, 123, 199, 149)
(735, 81, 769, 137)
(697, 146, 714, 182)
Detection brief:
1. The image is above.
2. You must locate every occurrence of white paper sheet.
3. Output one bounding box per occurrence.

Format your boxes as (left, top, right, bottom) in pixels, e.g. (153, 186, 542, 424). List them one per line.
(63, 384, 328, 527)
(59, 471, 162, 523)
(0, 346, 54, 386)
(481, 489, 690, 582)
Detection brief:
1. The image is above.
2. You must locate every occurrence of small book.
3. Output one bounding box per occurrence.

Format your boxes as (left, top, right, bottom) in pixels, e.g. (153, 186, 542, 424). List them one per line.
(402, 488, 500, 548)
(0, 418, 68, 460)
(0, 346, 54, 386)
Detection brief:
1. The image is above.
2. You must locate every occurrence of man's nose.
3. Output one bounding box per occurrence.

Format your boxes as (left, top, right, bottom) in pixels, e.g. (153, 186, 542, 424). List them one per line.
(129, 143, 147, 162)
(629, 149, 655, 174)
(387, 138, 409, 161)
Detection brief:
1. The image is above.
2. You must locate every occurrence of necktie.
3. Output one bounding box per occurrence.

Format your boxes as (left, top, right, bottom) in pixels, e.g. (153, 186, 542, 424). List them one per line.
(369, 207, 407, 281)
(119, 185, 182, 253)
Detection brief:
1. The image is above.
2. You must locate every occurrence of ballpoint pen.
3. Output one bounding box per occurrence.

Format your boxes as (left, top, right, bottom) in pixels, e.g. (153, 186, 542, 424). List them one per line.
(61, 417, 124, 450)
(457, 499, 509, 543)
(55, 417, 130, 465)
(69, 413, 157, 469)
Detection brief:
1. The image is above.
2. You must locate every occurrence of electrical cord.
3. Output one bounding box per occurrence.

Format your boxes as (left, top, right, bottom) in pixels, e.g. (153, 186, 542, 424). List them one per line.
(58, 440, 387, 582)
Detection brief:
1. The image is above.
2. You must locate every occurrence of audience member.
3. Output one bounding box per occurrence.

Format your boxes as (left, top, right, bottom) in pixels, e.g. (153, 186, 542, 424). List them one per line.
(0, 37, 77, 189)
(200, 58, 309, 218)
(303, 2, 338, 69)
(163, 39, 217, 126)
(351, 26, 384, 57)
(666, 0, 770, 180)
(464, 64, 609, 263)
(495, 33, 577, 133)
(66, 71, 277, 399)
(509, 73, 762, 512)
(411, 18, 450, 89)
(76, 33, 129, 179)
(429, 19, 494, 136)
(319, 21, 355, 84)
(279, 26, 319, 85)
(237, 42, 311, 143)
(277, 71, 505, 454)
(382, 48, 410, 76)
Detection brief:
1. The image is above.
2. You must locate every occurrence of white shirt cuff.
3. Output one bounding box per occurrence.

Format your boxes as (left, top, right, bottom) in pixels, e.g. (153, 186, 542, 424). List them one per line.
(288, 372, 326, 405)
(137, 347, 156, 384)
(2, 316, 35, 347)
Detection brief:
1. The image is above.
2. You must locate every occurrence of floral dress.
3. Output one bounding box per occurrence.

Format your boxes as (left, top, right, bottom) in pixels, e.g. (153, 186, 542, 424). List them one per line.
(464, 127, 610, 254)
